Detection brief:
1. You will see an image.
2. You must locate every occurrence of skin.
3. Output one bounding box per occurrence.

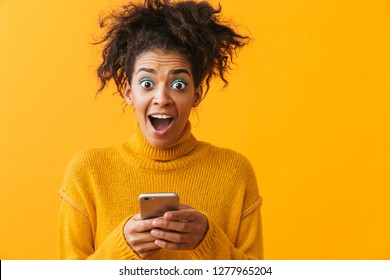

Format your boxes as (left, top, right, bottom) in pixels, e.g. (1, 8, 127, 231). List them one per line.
(124, 204, 209, 259)
(123, 49, 208, 259)
(124, 49, 202, 149)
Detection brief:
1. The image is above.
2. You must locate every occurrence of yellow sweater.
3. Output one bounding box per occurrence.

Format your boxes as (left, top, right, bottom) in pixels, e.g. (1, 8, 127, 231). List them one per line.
(58, 122, 263, 259)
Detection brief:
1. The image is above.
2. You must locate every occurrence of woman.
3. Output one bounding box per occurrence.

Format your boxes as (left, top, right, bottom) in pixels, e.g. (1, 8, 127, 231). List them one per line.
(59, 0, 263, 260)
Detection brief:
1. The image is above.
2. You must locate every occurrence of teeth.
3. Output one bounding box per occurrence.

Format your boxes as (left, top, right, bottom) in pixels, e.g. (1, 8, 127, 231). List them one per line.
(150, 114, 173, 119)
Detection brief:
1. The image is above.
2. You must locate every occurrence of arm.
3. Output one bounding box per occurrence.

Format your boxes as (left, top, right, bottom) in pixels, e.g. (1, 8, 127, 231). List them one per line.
(149, 200, 263, 260)
(58, 150, 143, 260)
(195, 204, 263, 260)
(58, 193, 141, 260)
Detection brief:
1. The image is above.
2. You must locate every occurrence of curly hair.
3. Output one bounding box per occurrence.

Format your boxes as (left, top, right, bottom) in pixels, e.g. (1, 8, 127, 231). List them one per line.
(96, 0, 249, 97)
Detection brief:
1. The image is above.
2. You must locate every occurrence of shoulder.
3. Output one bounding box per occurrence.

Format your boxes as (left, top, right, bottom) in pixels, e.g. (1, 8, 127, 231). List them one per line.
(201, 142, 255, 173)
(61, 145, 121, 198)
(70, 145, 122, 163)
(64, 145, 121, 176)
(202, 142, 261, 209)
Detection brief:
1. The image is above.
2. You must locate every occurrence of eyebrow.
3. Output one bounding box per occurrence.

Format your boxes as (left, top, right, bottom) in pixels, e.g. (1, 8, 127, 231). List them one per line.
(136, 68, 191, 77)
(170, 69, 192, 77)
(136, 68, 157, 75)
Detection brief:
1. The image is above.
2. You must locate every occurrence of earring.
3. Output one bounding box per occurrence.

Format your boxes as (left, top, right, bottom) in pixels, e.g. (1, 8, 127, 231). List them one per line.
(125, 96, 132, 105)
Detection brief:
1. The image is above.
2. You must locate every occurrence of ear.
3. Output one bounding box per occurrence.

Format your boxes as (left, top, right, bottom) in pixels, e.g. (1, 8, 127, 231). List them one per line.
(124, 81, 133, 105)
(192, 86, 203, 108)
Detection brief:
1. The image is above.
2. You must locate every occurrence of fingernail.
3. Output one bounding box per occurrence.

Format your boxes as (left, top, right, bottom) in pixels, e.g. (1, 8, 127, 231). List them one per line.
(153, 219, 162, 227)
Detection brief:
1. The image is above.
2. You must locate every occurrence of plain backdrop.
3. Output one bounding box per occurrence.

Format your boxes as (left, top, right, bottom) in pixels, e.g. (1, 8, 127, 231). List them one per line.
(1, 0, 389, 259)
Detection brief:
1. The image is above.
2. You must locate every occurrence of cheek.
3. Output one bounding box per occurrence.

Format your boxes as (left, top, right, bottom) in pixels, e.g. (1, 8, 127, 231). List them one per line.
(178, 100, 193, 114)
(132, 94, 149, 108)
(132, 100, 149, 119)
(180, 101, 192, 118)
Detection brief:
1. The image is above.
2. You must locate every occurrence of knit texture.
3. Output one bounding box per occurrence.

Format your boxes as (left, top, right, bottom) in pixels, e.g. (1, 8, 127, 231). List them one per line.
(58, 122, 263, 259)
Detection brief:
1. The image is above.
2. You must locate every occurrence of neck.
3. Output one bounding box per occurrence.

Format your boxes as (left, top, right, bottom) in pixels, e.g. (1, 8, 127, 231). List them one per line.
(120, 121, 209, 171)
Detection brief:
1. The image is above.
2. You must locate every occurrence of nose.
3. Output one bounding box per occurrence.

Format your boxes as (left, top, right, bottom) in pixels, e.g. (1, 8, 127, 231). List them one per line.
(153, 85, 172, 107)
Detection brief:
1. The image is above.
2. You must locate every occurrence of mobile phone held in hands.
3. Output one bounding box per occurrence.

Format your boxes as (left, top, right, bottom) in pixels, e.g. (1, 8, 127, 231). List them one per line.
(138, 193, 180, 219)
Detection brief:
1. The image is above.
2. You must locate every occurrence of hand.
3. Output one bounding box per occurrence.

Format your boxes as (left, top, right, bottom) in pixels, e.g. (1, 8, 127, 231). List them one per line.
(150, 204, 209, 250)
(123, 214, 161, 259)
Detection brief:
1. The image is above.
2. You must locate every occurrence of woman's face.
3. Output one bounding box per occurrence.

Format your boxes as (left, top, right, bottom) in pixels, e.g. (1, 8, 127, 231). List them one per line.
(125, 49, 202, 148)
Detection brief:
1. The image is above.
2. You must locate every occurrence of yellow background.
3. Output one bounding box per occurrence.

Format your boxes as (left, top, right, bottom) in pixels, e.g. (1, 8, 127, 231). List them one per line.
(1, 0, 389, 259)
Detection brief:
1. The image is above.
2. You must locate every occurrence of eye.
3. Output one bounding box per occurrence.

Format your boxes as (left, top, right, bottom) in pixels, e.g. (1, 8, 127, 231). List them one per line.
(171, 79, 187, 91)
(139, 78, 155, 89)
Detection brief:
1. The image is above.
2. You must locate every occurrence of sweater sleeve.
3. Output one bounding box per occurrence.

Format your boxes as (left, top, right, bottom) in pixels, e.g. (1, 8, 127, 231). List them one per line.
(190, 199, 263, 260)
(58, 150, 141, 260)
(58, 190, 141, 260)
(188, 150, 264, 260)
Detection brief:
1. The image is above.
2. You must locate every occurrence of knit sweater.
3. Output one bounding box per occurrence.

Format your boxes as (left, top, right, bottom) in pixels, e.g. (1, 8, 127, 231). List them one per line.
(58, 122, 263, 259)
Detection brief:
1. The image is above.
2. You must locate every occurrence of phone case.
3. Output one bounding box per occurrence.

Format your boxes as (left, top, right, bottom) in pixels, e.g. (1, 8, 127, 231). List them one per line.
(138, 193, 180, 219)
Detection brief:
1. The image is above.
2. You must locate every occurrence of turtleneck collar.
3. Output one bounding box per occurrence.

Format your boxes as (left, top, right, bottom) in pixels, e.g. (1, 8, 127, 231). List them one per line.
(120, 121, 209, 171)
(131, 121, 197, 161)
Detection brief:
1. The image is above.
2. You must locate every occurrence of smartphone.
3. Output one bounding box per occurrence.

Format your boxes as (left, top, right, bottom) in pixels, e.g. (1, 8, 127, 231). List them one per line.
(138, 192, 180, 219)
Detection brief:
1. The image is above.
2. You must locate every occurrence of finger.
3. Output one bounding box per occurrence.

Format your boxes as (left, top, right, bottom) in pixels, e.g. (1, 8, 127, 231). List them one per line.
(164, 209, 197, 222)
(133, 242, 161, 259)
(125, 230, 158, 247)
(133, 240, 160, 250)
(135, 231, 160, 242)
(151, 228, 186, 242)
(152, 218, 192, 233)
(128, 217, 156, 233)
(132, 213, 142, 220)
(154, 239, 192, 250)
(126, 230, 160, 247)
(150, 228, 197, 243)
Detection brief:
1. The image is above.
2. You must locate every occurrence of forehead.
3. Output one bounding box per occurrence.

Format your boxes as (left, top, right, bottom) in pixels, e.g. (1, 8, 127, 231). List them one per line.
(133, 50, 192, 75)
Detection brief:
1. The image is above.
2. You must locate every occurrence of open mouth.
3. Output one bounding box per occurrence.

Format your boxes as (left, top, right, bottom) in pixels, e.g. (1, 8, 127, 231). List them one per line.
(149, 114, 174, 131)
